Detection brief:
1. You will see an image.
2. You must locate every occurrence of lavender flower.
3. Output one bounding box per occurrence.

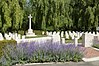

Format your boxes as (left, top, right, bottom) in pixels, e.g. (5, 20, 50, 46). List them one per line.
(0, 41, 84, 65)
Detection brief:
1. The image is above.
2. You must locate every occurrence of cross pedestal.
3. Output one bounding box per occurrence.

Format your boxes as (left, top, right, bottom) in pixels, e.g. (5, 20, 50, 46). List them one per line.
(26, 14, 36, 37)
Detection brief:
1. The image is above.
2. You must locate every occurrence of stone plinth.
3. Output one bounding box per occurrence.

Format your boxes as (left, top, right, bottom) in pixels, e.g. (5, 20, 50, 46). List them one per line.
(26, 29, 36, 37)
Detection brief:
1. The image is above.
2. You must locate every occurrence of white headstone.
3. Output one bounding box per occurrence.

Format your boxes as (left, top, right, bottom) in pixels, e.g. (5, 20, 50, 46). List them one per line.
(22, 35, 25, 39)
(15, 33, 18, 38)
(46, 31, 49, 35)
(73, 31, 77, 37)
(61, 38, 65, 44)
(82, 33, 94, 47)
(69, 31, 74, 39)
(50, 32, 53, 36)
(18, 34, 21, 39)
(88, 32, 91, 34)
(52, 34, 60, 44)
(53, 31, 56, 35)
(74, 37, 78, 46)
(42, 31, 45, 35)
(4, 33, 11, 40)
(65, 31, 69, 39)
(9, 32, 13, 38)
(76, 32, 80, 39)
(92, 32, 95, 35)
(61, 31, 64, 37)
(94, 36, 99, 44)
(57, 32, 60, 35)
(79, 32, 83, 38)
(0, 33, 4, 41)
(12, 33, 15, 40)
(48, 32, 52, 36)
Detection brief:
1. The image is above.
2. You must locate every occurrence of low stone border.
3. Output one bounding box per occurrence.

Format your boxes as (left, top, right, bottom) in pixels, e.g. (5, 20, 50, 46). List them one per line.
(14, 62, 60, 66)
(82, 57, 99, 62)
(14, 62, 84, 66)
(93, 47, 99, 51)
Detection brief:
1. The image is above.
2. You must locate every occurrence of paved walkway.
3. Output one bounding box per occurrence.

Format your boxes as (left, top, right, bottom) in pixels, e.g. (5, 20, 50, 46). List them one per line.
(14, 61, 99, 66)
(83, 47, 99, 58)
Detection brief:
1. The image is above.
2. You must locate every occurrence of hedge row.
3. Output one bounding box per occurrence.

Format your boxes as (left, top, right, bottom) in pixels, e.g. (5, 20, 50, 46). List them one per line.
(0, 40, 17, 58)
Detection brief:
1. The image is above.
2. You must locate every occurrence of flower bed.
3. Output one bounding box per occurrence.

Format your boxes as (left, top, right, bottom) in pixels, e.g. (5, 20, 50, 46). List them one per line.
(0, 41, 84, 66)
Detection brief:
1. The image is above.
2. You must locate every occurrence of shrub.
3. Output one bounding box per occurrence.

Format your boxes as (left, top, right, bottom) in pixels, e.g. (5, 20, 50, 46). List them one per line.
(0, 40, 17, 58)
(0, 41, 84, 66)
(34, 30, 42, 35)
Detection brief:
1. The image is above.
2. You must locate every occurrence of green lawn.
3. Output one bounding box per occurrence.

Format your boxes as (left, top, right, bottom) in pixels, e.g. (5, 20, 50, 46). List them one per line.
(66, 39, 82, 43)
(25, 35, 47, 38)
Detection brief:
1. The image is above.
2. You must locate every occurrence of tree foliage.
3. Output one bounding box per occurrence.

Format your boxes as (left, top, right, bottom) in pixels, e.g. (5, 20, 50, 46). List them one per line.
(0, 0, 99, 32)
(0, 0, 25, 32)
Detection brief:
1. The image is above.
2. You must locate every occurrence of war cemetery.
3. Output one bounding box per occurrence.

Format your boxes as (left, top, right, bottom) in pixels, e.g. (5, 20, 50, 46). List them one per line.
(0, 0, 99, 66)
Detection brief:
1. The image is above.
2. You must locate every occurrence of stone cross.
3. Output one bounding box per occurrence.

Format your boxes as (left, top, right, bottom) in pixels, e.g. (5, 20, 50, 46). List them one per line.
(28, 14, 32, 30)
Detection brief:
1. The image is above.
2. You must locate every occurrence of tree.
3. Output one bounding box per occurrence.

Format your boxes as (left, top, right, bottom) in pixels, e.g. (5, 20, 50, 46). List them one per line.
(0, 0, 25, 32)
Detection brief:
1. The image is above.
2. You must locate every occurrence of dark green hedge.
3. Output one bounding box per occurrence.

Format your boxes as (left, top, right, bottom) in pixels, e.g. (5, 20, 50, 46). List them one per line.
(0, 40, 17, 58)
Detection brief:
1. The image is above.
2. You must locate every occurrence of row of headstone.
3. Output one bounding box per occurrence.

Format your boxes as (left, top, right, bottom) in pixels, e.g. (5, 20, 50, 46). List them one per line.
(42, 31, 84, 40)
(42, 31, 99, 39)
(0, 32, 22, 41)
(42, 31, 99, 46)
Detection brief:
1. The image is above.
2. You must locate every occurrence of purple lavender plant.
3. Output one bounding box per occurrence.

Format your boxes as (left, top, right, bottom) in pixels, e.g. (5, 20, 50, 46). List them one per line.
(0, 41, 84, 65)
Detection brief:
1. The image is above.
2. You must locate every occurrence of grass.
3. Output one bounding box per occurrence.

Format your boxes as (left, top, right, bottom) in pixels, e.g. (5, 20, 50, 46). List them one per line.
(66, 39, 82, 43)
(18, 30, 43, 35)
(93, 44, 99, 49)
(25, 35, 47, 38)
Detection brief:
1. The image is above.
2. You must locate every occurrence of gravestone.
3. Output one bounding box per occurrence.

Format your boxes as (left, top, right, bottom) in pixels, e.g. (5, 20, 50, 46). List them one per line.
(82, 33, 94, 47)
(73, 31, 77, 37)
(65, 31, 69, 39)
(0, 33, 4, 40)
(79, 32, 83, 38)
(50, 32, 53, 36)
(57, 32, 60, 35)
(46, 31, 49, 35)
(12, 33, 15, 40)
(48, 32, 52, 36)
(69, 31, 74, 39)
(4, 33, 11, 40)
(76, 32, 80, 39)
(74, 37, 78, 46)
(22, 35, 25, 39)
(88, 32, 91, 34)
(93, 36, 99, 44)
(61, 38, 65, 44)
(18, 34, 21, 39)
(61, 31, 64, 37)
(53, 31, 56, 35)
(15, 33, 18, 40)
(9, 32, 13, 38)
(52, 34, 60, 44)
(42, 31, 45, 35)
